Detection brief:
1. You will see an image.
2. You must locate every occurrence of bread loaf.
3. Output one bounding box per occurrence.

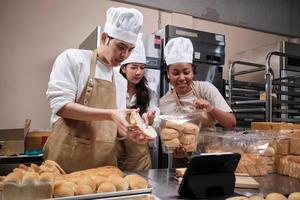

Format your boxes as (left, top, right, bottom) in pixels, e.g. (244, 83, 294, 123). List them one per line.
(288, 192, 300, 200)
(91, 175, 107, 188)
(97, 182, 117, 193)
(248, 196, 265, 200)
(75, 184, 93, 195)
(108, 174, 129, 191)
(162, 138, 180, 148)
(124, 174, 148, 190)
(265, 193, 287, 200)
(129, 111, 157, 139)
(179, 134, 196, 145)
(53, 182, 75, 197)
(182, 122, 200, 134)
(160, 128, 179, 140)
(165, 120, 184, 132)
(76, 176, 96, 192)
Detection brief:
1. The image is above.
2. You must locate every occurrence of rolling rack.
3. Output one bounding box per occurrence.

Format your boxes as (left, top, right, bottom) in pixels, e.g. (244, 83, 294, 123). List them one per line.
(227, 52, 300, 127)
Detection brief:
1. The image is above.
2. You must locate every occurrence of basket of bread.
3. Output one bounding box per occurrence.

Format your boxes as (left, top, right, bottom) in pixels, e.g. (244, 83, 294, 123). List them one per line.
(159, 112, 202, 153)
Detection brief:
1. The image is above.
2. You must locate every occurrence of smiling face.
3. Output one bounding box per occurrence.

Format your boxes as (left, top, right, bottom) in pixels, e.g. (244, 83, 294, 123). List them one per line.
(167, 62, 194, 95)
(121, 63, 145, 85)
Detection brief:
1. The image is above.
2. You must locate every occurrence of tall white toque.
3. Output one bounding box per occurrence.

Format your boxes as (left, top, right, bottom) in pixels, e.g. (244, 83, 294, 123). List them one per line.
(104, 7, 143, 45)
(121, 33, 146, 65)
(164, 37, 194, 66)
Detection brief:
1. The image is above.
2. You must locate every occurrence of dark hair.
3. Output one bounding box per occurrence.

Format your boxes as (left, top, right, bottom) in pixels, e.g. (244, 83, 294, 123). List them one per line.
(120, 64, 150, 115)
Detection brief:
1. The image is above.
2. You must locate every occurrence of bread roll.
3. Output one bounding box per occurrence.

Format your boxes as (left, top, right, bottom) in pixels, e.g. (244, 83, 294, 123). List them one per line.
(54, 182, 75, 197)
(4, 171, 23, 184)
(264, 146, 275, 157)
(91, 175, 107, 188)
(179, 134, 196, 145)
(288, 192, 300, 200)
(76, 176, 96, 192)
(97, 182, 117, 193)
(129, 111, 157, 138)
(163, 138, 180, 148)
(95, 166, 125, 177)
(183, 142, 197, 152)
(182, 122, 200, 134)
(124, 174, 148, 190)
(265, 193, 287, 200)
(160, 128, 179, 140)
(108, 174, 129, 191)
(249, 196, 265, 200)
(165, 120, 184, 132)
(39, 172, 54, 182)
(75, 184, 93, 195)
(226, 196, 248, 200)
(22, 172, 39, 184)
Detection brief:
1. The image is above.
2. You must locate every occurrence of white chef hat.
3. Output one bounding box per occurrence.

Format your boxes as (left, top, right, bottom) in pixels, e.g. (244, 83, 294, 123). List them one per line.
(164, 37, 194, 66)
(104, 7, 143, 45)
(121, 34, 146, 65)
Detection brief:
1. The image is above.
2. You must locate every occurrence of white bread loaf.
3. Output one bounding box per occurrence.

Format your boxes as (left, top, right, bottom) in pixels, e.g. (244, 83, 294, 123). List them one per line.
(124, 174, 148, 190)
(130, 111, 157, 139)
(97, 182, 117, 193)
(288, 192, 300, 200)
(108, 174, 129, 191)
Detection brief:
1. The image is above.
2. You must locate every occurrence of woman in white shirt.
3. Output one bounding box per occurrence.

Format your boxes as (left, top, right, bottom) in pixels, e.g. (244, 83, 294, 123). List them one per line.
(117, 35, 159, 171)
(159, 37, 236, 166)
(43, 7, 152, 173)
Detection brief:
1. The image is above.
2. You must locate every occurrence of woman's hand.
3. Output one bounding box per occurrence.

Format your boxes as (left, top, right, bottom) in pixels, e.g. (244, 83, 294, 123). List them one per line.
(142, 109, 156, 126)
(193, 98, 214, 112)
(173, 144, 188, 158)
(127, 127, 155, 144)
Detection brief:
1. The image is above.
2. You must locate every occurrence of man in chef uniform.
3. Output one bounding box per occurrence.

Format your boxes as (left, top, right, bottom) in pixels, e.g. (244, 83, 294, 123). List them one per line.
(44, 7, 150, 173)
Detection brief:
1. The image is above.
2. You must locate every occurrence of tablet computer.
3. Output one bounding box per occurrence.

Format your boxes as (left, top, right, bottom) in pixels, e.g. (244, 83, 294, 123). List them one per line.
(178, 152, 241, 199)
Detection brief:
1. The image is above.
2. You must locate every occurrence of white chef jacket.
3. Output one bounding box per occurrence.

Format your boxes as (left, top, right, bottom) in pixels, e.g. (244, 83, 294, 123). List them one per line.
(47, 49, 127, 125)
(159, 81, 232, 115)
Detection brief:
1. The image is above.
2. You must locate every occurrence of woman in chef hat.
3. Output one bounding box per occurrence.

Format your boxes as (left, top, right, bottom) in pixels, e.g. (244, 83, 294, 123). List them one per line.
(44, 7, 153, 173)
(160, 37, 236, 165)
(118, 34, 160, 171)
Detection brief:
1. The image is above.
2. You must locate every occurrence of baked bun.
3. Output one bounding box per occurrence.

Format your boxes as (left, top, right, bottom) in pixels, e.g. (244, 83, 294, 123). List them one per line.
(179, 134, 196, 145)
(288, 192, 300, 200)
(160, 128, 179, 140)
(265, 193, 287, 200)
(182, 122, 200, 134)
(54, 182, 75, 197)
(226, 196, 249, 200)
(91, 175, 107, 188)
(22, 172, 39, 184)
(130, 111, 157, 139)
(95, 166, 125, 177)
(39, 172, 54, 182)
(76, 176, 96, 192)
(183, 142, 197, 152)
(124, 174, 148, 189)
(108, 174, 129, 191)
(75, 184, 93, 195)
(165, 120, 184, 132)
(4, 171, 23, 183)
(249, 196, 265, 200)
(163, 138, 180, 148)
(97, 182, 117, 193)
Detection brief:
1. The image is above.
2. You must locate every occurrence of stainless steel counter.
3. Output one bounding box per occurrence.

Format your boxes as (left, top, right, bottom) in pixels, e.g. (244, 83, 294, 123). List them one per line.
(138, 169, 300, 199)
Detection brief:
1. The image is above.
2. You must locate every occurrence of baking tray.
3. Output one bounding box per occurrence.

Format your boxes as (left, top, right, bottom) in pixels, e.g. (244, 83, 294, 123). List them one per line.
(48, 188, 153, 200)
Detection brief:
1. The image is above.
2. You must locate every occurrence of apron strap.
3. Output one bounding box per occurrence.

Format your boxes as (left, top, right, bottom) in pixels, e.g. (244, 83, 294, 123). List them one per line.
(83, 49, 98, 106)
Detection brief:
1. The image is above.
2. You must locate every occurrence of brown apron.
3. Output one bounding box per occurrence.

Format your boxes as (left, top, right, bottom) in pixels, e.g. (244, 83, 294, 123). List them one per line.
(173, 81, 215, 129)
(43, 49, 118, 173)
(117, 138, 151, 172)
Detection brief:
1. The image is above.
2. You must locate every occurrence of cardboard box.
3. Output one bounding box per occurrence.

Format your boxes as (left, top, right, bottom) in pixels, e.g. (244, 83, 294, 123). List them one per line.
(25, 130, 50, 151)
(0, 119, 30, 156)
(251, 122, 300, 132)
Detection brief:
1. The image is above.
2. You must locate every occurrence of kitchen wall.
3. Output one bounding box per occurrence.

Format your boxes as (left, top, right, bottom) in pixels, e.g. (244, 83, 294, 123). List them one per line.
(0, 0, 289, 130)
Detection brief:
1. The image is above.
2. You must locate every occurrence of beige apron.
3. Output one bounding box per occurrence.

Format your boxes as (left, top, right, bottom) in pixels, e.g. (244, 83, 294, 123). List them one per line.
(117, 138, 151, 172)
(43, 49, 118, 173)
(173, 81, 215, 129)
